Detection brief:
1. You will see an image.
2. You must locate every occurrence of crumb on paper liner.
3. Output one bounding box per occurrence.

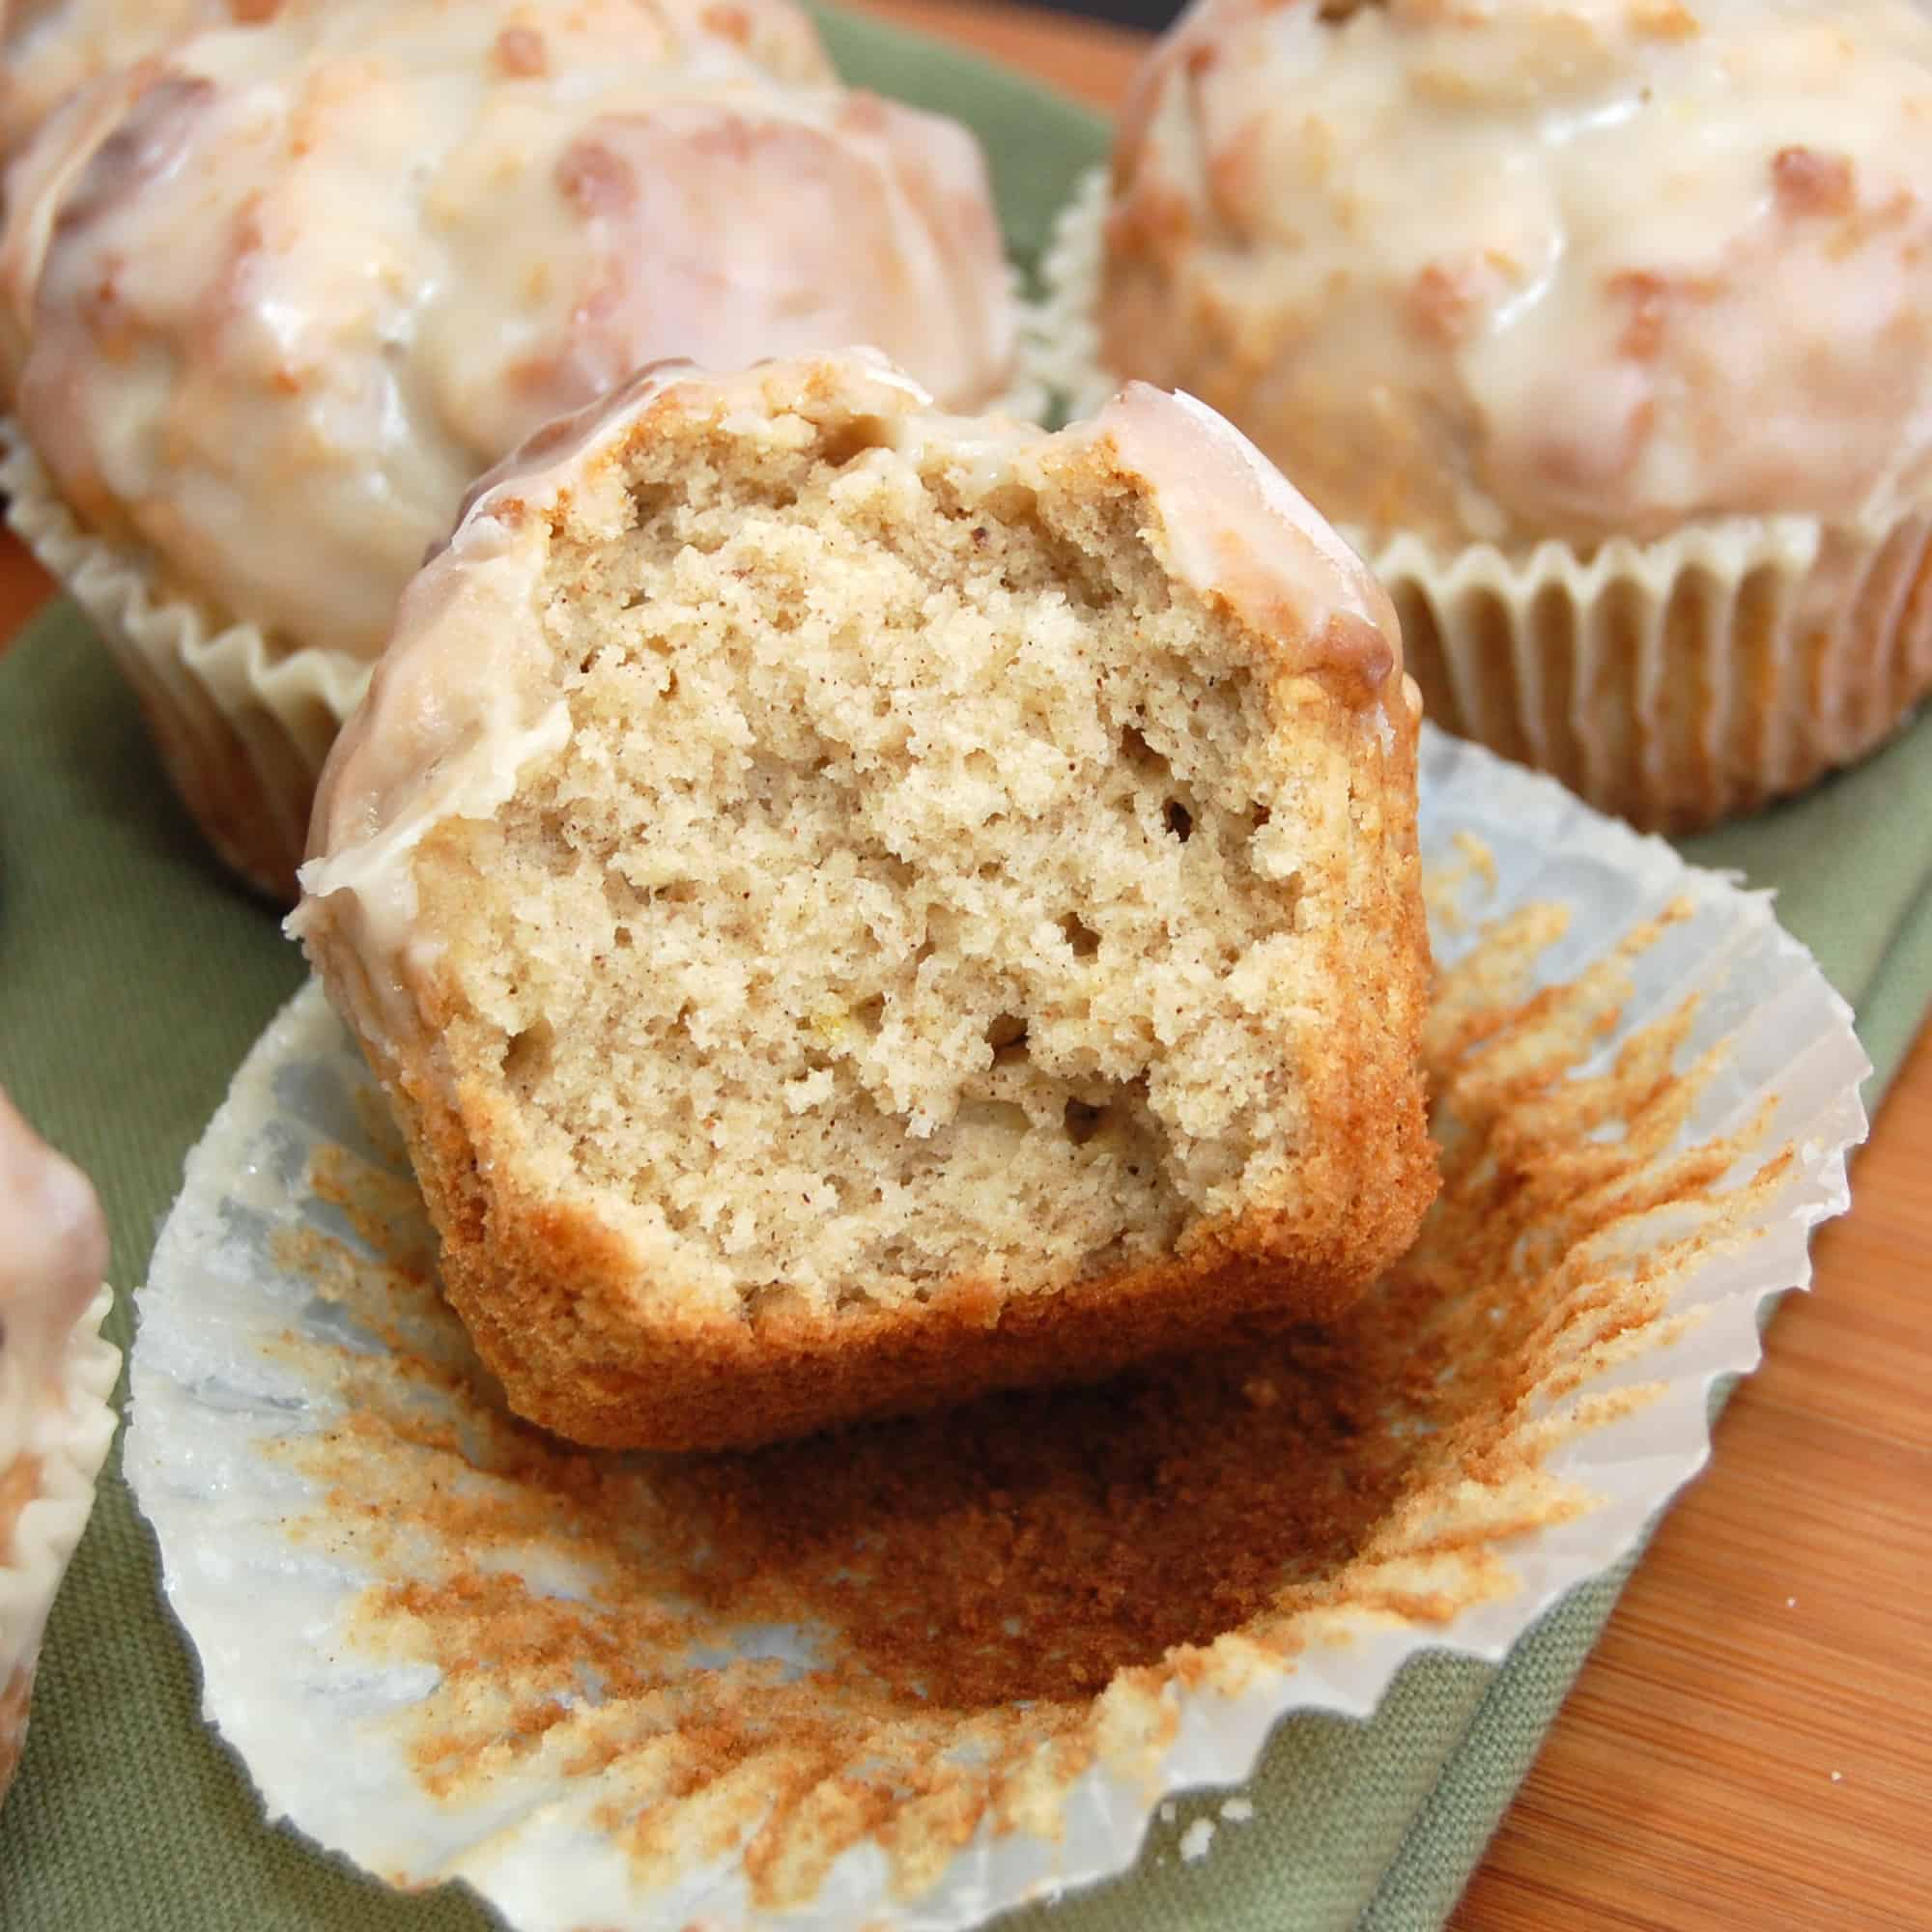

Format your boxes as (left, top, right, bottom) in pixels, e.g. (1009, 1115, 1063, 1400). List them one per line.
(1030, 170, 1932, 833)
(123, 728, 1867, 1930)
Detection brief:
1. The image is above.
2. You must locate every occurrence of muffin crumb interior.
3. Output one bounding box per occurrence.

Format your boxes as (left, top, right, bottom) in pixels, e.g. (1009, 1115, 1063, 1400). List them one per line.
(414, 413, 1324, 1318)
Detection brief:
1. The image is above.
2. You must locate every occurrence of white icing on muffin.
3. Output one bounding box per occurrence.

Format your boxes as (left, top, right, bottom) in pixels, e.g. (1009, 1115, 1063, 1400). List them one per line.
(0, 1089, 117, 1804)
(0, 0, 833, 159)
(1105, 0, 1932, 545)
(0, 1091, 105, 1480)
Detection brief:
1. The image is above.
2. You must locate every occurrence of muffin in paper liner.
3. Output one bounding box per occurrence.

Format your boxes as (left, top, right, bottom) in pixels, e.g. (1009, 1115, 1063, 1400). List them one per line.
(121, 725, 1866, 1930)
(1033, 172, 1932, 833)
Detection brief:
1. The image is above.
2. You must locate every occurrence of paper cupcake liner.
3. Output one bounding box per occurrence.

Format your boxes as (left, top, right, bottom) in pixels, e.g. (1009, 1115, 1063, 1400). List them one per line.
(1035, 171, 1932, 830)
(0, 1285, 121, 1804)
(123, 725, 1866, 1930)
(1372, 518, 1932, 831)
(1025, 165, 1116, 431)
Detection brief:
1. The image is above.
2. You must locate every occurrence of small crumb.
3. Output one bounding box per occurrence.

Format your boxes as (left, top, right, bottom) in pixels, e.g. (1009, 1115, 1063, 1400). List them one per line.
(1451, 830, 1497, 890)
(781, 1068, 836, 1114)
(1786, 1597, 1798, 1608)
(1179, 1818, 1216, 1863)
(1831, 1771, 1843, 1783)
(1158, 1800, 1177, 1825)
(1220, 1797, 1254, 1823)
(491, 24, 548, 75)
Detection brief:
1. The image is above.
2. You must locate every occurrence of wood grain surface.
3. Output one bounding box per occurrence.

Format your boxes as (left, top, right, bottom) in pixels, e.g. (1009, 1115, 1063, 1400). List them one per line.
(4, 7, 1927, 1927)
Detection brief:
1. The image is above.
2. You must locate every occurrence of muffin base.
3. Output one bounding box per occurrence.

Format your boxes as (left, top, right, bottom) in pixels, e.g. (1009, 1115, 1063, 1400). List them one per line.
(369, 1045, 1436, 1452)
(307, 697, 1435, 1451)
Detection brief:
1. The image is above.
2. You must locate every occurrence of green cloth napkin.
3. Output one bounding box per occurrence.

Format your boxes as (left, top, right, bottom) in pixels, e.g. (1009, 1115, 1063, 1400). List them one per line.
(3, 15, 1928, 1929)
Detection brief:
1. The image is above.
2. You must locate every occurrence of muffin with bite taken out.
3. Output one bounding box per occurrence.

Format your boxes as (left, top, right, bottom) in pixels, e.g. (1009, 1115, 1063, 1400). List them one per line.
(293, 350, 1436, 1452)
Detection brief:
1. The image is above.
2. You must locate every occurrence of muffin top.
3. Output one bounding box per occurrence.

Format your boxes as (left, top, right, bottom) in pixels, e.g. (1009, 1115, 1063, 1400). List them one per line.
(1105, 0, 1932, 547)
(4, 0, 1012, 662)
(298, 351, 1407, 1043)
(0, 1090, 107, 1468)
(0, 0, 278, 161)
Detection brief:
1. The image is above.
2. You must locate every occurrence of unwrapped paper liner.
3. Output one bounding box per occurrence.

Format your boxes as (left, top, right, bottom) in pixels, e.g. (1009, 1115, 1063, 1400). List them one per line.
(0, 1286, 119, 1802)
(123, 726, 1867, 1930)
(1032, 169, 1932, 832)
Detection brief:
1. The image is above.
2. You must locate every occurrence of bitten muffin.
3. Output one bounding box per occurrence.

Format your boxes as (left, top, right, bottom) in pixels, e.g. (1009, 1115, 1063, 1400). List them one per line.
(0, 1091, 118, 1808)
(0, 0, 1010, 896)
(293, 351, 1435, 1453)
(1100, 0, 1932, 828)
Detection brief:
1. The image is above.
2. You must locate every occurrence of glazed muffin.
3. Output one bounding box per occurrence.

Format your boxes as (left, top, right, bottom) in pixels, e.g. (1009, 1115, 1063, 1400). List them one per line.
(1098, 0, 1932, 828)
(0, 0, 832, 162)
(0, 1091, 118, 1808)
(293, 351, 1435, 1453)
(0, 0, 1012, 897)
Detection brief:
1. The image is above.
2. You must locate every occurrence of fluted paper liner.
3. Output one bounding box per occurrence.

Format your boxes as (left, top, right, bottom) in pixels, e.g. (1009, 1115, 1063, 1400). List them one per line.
(1372, 518, 1932, 831)
(1027, 165, 1115, 433)
(0, 1285, 120, 1802)
(1034, 170, 1932, 831)
(0, 420, 369, 901)
(123, 727, 1866, 1929)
